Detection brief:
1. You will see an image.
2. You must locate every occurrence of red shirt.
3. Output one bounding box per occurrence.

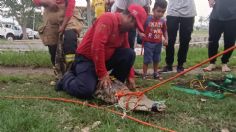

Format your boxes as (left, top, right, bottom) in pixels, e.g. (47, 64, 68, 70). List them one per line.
(144, 16, 167, 43)
(77, 13, 134, 79)
(33, 0, 75, 17)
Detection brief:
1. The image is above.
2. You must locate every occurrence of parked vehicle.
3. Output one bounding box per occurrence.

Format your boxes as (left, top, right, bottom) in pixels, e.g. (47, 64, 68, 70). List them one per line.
(0, 22, 20, 40)
(0, 21, 39, 40)
(26, 28, 39, 39)
(13, 25, 23, 40)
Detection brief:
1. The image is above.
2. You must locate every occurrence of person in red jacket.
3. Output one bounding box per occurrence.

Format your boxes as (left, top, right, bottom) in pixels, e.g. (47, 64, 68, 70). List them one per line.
(33, 0, 83, 80)
(56, 4, 147, 99)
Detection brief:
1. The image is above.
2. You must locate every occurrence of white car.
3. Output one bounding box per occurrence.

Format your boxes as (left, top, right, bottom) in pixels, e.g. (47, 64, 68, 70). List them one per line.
(0, 22, 22, 40)
(13, 25, 23, 40)
(26, 28, 39, 39)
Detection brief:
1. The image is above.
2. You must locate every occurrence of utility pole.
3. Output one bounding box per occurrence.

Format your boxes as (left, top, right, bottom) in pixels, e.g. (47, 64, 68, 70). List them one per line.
(86, 0, 92, 27)
(33, 11, 35, 40)
(33, 11, 35, 31)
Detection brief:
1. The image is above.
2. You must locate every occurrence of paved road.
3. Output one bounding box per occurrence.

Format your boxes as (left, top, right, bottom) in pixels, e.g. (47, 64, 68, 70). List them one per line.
(0, 40, 47, 52)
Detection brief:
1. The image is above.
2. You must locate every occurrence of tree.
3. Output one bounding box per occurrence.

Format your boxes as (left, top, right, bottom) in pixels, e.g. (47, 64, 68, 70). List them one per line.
(26, 12, 43, 31)
(0, 0, 37, 39)
(198, 16, 204, 27)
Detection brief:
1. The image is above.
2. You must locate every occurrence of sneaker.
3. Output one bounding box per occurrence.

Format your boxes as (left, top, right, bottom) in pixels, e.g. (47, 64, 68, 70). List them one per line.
(177, 66, 184, 73)
(222, 64, 231, 72)
(142, 74, 147, 80)
(203, 64, 216, 72)
(161, 66, 173, 72)
(153, 72, 162, 80)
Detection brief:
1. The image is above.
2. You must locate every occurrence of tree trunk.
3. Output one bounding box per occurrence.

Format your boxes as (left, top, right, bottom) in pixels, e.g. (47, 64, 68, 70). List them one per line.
(22, 24, 28, 40)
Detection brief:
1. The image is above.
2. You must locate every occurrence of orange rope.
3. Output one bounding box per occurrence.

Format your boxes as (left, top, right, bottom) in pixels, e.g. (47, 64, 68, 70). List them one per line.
(1, 96, 176, 132)
(141, 45, 236, 94)
(115, 45, 236, 108)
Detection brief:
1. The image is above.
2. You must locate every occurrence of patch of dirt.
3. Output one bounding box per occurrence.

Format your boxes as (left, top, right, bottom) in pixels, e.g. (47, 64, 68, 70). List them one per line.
(0, 66, 235, 76)
(135, 66, 236, 76)
(0, 66, 53, 75)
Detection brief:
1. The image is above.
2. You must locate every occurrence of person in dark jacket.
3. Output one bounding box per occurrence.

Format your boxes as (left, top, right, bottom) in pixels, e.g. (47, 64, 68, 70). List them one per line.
(204, 0, 236, 72)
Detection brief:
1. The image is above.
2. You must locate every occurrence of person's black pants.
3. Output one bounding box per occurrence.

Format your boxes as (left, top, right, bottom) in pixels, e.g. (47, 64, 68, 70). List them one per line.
(48, 45, 57, 66)
(63, 29, 78, 55)
(47, 29, 78, 66)
(165, 16, 194, 66)
(60, 48, 135, 99)
(128, 28, 137, 49)
(208, 19, 236, 64)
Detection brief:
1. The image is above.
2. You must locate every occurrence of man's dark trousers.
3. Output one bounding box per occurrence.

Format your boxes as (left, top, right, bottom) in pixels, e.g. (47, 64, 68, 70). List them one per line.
(128, 28, 137, 49)
(47, 29, 78, 66)
(60, 48, 135, 99)
(165, 16, 194, 66)
(208, 19, 236, 64)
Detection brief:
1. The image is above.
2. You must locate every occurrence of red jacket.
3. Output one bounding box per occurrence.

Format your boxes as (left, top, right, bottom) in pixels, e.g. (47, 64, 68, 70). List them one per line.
(77, 13, 134, 79)
(32, 0, 75, 17)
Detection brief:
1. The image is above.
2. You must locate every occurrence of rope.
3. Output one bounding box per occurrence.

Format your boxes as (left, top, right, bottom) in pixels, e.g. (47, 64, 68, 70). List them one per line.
(141, 45, 236, 94)
(2, 45, 235, 131)
(115, 45, 236, 110)
(0, 96, 176, 132)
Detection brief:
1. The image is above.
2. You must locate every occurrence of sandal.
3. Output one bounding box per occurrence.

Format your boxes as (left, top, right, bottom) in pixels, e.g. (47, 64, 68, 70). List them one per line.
(222, 64, 231, 72)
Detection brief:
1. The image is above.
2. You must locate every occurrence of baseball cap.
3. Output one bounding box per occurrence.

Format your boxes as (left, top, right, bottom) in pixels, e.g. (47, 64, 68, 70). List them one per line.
(128, 4, 147, 32)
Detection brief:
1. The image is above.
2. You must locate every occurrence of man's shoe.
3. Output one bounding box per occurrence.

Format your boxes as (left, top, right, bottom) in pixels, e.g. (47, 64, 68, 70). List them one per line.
(177, 66, 184, 73)
(203, 64, 216, 72)
(55, 78, 63, 91)
(50, 81, 56, 86)
(222, 64, 231, 72)
(161, 66, 173, 72)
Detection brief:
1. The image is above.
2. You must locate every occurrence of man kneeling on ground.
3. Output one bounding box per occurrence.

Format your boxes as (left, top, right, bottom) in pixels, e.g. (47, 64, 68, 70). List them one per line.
(56, 4, 147, 99)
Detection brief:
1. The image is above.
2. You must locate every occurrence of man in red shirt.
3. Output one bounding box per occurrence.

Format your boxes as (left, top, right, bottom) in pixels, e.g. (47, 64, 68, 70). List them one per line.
(33, 0, 83, 79)
(56, 4, 147, 99)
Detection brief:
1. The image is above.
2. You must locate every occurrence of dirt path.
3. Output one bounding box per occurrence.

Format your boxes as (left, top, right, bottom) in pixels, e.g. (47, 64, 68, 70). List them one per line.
(0, 66, 53, 76)
(1, 66, 235, 76)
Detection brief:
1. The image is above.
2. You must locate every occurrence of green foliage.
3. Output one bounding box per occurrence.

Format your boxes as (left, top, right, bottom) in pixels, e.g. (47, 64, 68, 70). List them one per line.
(0, 47, 235, 68)
(26, 12, 43, 31)
(0, 51, 51, 67)
(0, 0, 35, 24)
(0, 74, 235, 132)
(134, 47, 236, 69)
(0, 0, 38, 38)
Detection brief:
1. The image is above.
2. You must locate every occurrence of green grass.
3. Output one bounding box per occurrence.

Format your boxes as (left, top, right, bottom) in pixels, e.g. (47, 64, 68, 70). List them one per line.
(0, 39, 8, 44)
(0, 74, 236, 132)
(0, 51, 51, 67)
(134, 47, 236, 69)
(1, 47, 236, 69)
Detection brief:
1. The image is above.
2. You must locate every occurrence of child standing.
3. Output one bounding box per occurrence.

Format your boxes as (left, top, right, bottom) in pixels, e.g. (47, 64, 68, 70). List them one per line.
(139, 0, 168, 79)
